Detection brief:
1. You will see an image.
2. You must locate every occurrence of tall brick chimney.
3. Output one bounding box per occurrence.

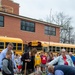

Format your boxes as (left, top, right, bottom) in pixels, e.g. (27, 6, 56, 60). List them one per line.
(0, 0, 19, 15)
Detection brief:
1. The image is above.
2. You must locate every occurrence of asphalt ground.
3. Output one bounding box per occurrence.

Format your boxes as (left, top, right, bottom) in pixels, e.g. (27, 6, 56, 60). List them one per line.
(0, 72, 46, 75)
(0, 72, 34, 75)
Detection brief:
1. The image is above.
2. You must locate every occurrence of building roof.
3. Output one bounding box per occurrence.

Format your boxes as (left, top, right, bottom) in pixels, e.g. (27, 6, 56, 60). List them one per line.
(0, 11, 61, 27)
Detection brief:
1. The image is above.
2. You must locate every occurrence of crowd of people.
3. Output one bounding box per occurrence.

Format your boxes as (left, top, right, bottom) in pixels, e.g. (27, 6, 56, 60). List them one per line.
(0, 43, 75, 75)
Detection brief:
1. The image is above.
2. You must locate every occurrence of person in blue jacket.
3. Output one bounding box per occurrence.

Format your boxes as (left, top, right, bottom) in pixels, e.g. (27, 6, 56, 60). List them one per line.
(48, 65, 75, 75)
(69, 52, 75, 65)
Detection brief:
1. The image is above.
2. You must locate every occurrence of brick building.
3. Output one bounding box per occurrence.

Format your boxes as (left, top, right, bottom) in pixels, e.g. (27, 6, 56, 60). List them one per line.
(0, 0, 60, 43)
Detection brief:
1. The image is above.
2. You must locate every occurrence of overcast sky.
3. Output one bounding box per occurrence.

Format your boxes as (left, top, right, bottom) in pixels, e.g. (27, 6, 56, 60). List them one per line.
(14, 0, 75, 28)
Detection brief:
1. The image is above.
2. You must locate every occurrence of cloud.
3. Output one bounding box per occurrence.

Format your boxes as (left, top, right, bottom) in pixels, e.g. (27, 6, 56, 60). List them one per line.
(14, 0, 75, 27)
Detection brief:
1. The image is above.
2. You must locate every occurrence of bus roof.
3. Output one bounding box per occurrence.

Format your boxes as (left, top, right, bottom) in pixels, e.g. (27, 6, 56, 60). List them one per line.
(50, 42, 75, 48)
(0, 36, 23, 43)
(31, 40, 75, 48)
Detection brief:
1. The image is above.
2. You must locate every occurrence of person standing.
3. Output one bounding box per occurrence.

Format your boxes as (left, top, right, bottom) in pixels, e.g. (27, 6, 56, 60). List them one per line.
(46, 49, 74, 67)
(2, 50, 14, 75)
(21, 48, 37, 75)
(41, 52, 47, 72)
(35, 53, 41, 67)
(0, 43, 16, 71)
(35, 53, 41, 71)
(69, 52, 75, 65)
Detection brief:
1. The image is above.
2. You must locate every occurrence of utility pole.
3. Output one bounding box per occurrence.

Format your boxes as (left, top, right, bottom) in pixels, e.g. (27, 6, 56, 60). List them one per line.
(48, 9, 52, 52)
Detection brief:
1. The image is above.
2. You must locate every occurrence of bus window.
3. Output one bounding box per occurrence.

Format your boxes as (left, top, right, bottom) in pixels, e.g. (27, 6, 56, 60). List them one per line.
(61, 47, 63, 49)
(13, 43, 16, 50)
(71, 48, 73, 52)
(6, 42, 16, 50)
(56, 47, 60, 52)
(68, 48, 70, 52)
(66, 48, 68, 52)
(43, 47, 48, 52)
(49, 46, 53, 51)
(67, 48, 69, 52)
(64, 47, 66, 50)
(53, 49, 55, 52)
(53, 46, 55, 52)
(24, 44, 29, 52)
(5, 42, 9, 48)
(17, 43, 22, 50)
(66, 48, 68, 50)
(0, 42, 4, 49)
(74, 49, 75, 53)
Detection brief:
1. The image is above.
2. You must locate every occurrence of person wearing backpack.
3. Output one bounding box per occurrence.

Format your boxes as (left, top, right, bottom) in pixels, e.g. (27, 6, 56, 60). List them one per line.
(2, 51, 14, 75)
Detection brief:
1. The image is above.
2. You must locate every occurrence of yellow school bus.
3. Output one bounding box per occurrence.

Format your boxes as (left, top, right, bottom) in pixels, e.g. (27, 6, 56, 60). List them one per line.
(28, 40, 49, 53)
(0, 36, 23, 55)
(49, 42, 75, 55)
(28, 40, 75, 55)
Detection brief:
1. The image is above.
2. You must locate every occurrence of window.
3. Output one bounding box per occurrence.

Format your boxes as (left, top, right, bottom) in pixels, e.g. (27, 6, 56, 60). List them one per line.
(74, 49, 75, 53)
(68, 48, 70, 52)
(13, 43, 16, 50)
(56, 47, 60, 52)
(17, 43, 22, 50)
(43, 47, 48, 52)
(0, 15, 4, 27)
(21, 20, 35, 32)
(5, 42, 16, 50)
(45, 26, 56, 36)
(71, 48, 73, 52)
(53, 46, 55, 52)
(49, 46, 53, 51)
(5, 42, 9, 48)
(0, 42, 4, 49)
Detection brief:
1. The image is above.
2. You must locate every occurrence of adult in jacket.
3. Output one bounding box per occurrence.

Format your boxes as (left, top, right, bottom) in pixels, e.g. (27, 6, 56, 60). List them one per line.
(21, 48, 37, 75)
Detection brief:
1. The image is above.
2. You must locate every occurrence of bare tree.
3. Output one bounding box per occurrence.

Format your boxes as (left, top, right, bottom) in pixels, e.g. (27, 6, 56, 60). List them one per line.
(45, 12, 74, 44)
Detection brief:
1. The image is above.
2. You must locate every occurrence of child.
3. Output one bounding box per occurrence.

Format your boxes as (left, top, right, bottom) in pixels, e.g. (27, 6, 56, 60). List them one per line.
(2, 51, 14, 75)
(35, 53, 41, 69)
(34, 71, 42, 75)
(41, 52, 47, 73)
(15, 54, 22, 73)
(35, 65, 41, 72)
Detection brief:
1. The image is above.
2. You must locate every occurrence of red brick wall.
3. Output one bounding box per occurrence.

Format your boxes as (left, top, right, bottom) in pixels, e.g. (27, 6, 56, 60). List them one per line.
(0, 15, 60, 43)
(35, 23, 60, 42)
(1, 0, 19, 15)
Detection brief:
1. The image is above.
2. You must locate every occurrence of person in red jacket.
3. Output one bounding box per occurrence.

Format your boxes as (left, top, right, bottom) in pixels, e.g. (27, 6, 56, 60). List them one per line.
(41, 52, 47, 72)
